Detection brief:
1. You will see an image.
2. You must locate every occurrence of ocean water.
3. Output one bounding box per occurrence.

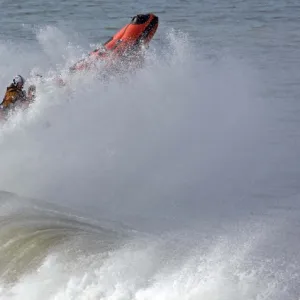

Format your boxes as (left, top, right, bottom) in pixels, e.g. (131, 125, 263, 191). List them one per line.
(0, 0, 300, 299)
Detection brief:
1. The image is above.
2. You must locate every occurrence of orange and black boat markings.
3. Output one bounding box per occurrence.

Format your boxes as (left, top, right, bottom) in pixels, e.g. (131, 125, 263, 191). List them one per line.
(70, 13, 159, 72)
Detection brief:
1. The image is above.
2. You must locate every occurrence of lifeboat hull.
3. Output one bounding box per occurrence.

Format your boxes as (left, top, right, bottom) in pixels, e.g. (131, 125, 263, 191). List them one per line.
(70, 13, 159, 72)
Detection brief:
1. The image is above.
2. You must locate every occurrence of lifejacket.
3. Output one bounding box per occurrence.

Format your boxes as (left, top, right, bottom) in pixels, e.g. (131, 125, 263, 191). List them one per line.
(1, 84, 27, 110)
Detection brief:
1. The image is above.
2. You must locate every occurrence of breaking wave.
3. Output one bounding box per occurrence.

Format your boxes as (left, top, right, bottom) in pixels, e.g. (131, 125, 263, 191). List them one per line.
(0, 25, 298, 299)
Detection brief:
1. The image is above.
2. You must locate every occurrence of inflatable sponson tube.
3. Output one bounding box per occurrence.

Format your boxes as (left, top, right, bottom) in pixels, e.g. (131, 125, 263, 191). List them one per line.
(70, 13, 158, 71)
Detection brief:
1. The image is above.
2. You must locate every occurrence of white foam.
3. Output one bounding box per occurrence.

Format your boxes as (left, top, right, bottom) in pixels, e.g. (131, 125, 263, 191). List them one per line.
(0, 24, 289, 299)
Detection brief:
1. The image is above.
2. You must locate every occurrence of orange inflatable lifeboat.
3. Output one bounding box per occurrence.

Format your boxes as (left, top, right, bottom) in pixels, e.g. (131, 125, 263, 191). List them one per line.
(70, 13, 159, 72)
